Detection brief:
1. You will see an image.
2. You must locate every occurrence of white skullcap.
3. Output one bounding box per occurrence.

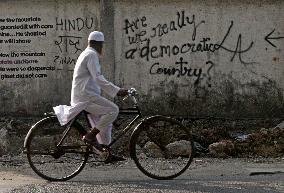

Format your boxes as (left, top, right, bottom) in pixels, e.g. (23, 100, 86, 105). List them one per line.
(88, 31, 104, 41)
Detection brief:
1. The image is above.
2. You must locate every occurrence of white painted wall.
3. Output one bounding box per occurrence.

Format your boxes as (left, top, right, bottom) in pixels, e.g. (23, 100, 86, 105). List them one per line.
(0, 0, 100, 115)
(113, 0, 284, 117)
(0, 0, 283, 118)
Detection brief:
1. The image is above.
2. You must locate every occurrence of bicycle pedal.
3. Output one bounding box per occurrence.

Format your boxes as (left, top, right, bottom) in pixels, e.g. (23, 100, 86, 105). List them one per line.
(82, 137, 105, 151)
(92, 147, 110, 161)
(92, 146, 106, 153)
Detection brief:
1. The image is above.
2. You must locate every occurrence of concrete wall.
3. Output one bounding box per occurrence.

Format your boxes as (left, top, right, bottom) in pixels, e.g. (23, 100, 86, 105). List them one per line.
(113, 0, 284, 117)
(0, 0, 101, 115)
(0, 0, 284, 118)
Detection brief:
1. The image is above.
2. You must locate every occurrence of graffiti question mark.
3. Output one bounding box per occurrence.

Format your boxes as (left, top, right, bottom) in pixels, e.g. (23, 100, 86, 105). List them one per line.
(206, 61, 215, 87)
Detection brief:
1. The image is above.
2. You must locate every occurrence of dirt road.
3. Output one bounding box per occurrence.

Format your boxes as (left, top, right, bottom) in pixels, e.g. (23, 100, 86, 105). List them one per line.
(0, 155, 283, 193)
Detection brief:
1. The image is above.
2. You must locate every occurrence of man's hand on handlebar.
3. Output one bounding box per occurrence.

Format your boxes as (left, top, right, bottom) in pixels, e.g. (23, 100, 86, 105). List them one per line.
(117, 88, 129, 97)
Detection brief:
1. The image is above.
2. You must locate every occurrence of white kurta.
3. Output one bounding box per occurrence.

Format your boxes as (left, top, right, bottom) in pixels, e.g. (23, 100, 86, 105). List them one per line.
(54, 47, 120, 127)
(71, 47, 120, 103)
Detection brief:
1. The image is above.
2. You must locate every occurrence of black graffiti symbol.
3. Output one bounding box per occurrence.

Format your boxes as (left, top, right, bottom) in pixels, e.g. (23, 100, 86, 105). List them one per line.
(205, 61, 215, 87)
(149, 57, 202, 85)
(54, 36, 83, 53)
(54, 56, 76, 66)
(125, 20, 255, 65)
(55, 17, 94, 31)
(128, 30, 148, 45)
(215, 21, 255, 65)
(265, 29, 284, 48)
(150, 12, 205, 41)
(123, 16, 147, 34)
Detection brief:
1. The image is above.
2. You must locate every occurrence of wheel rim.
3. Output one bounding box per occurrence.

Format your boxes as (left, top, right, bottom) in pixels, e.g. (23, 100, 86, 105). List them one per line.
(26, 117, 89, 181)
(132, 117, 194, 180)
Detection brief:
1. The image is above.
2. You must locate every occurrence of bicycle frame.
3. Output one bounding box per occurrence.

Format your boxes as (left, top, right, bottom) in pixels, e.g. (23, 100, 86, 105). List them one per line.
(109, 106, 142, 147)
(56, 104, 142, 149)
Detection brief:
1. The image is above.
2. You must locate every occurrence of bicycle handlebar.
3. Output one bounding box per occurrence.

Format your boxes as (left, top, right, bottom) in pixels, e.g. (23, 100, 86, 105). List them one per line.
(123, 87, 138, 105)
(128, 88, 137, 96)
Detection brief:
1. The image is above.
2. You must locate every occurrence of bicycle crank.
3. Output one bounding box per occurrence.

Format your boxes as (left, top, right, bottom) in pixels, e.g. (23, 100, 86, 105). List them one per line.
(52, 148, 65, 159)
(91, 145, 111, 162)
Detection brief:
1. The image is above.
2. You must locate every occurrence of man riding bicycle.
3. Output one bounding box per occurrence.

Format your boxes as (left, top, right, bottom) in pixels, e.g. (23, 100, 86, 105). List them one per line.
(54, 31, 128, 163)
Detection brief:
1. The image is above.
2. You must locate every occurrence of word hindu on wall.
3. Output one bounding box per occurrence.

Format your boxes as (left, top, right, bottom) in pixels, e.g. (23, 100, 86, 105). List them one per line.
(53, 17, 95, 71)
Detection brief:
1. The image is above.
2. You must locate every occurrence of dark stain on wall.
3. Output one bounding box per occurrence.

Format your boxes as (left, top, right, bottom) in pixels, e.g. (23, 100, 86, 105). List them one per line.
(139, 78, 284, 118)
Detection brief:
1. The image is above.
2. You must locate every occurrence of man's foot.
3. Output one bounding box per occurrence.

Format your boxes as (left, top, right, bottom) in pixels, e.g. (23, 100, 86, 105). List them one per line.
(82, 128, 104, 152)
(104, 154, 126, 164)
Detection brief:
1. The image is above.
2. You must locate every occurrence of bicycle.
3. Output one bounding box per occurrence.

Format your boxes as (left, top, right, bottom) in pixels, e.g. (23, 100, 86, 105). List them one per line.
(24, 88, 194, 181)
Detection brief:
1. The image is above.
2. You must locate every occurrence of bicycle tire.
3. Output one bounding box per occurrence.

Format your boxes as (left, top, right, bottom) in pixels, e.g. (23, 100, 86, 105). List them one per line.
(129, 115, 194, 180)
(25, 116, 89, 181)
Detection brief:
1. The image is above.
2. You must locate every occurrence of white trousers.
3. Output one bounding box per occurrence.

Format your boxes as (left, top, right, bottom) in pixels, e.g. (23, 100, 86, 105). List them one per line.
(85, 96, 119, 145)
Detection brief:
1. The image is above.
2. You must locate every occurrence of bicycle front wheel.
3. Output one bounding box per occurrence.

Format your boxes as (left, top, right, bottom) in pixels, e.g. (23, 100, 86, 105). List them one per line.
(25, 116, 89, 181)
(130, 116, 194, 180)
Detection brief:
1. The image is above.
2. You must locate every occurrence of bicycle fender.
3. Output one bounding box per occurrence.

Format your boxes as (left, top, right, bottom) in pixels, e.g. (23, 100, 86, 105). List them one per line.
(129, 115, 173, 155)
(131, 115, 181, 135)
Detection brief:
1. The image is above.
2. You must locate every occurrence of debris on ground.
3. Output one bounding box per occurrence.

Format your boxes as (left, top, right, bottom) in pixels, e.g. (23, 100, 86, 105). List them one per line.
(0, 116, 284, 158)
(0, 117, 37, 156)
(234, 127, 284, 157)
(194, 126, 284, 158)
(209, 140, 235, 158)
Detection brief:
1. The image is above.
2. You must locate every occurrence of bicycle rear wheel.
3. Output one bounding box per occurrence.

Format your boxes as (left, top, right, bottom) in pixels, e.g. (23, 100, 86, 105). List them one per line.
(25, 116, 89, 181)
(130, 116, 194, 180)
